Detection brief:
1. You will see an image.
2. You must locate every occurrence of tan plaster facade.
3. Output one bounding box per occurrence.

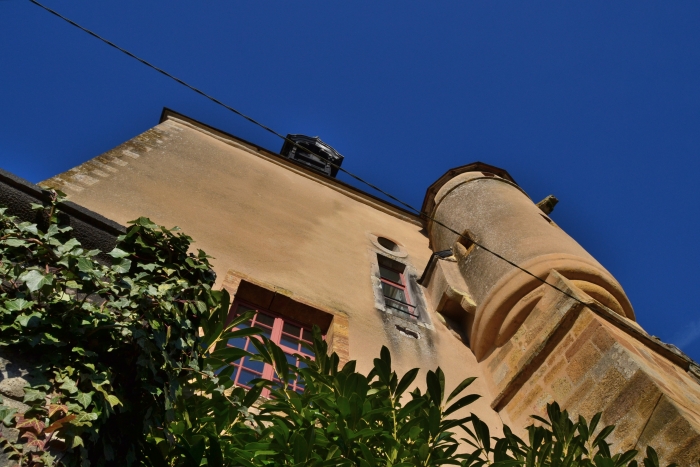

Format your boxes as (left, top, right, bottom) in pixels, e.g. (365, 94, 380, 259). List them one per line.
(41, 110, 700, 464)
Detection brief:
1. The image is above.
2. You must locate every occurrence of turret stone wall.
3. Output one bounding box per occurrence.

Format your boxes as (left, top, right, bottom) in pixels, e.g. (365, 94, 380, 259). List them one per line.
(490, 272, 700, 465)
(421, 165, 700, 465)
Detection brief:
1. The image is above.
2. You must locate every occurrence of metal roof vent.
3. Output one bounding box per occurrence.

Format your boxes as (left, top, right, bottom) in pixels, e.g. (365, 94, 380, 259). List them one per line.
(280, 134, 344, 177)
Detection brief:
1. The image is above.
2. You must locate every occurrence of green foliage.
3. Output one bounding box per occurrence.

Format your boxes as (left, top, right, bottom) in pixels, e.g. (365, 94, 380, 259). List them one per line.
(461, 402, 676, 467)
(144, 323, 480, 467)
(143, 326, 677, 467)
(0, 194, 223, 466)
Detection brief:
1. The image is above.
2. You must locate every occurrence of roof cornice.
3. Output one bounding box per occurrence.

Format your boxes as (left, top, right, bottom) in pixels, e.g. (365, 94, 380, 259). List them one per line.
(420, 162, 518, 219)
(159, 108, 423, 226)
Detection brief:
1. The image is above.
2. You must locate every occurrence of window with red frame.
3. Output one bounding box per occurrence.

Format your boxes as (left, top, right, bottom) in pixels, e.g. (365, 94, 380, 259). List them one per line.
(226, 303, 315, 394)
(377, 254, 418, 319)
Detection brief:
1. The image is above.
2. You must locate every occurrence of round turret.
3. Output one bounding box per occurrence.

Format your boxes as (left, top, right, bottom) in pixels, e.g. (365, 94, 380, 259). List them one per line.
(423, 163, 634, 360)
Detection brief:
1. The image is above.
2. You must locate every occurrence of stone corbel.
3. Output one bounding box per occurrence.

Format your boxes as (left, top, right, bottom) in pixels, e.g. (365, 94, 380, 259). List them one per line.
(422, 254, 476, 342)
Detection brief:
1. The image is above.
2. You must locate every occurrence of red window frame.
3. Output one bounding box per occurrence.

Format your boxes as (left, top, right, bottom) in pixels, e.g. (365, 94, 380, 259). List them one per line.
(377, 256, 418, 319)
(225, 301, 316, 396)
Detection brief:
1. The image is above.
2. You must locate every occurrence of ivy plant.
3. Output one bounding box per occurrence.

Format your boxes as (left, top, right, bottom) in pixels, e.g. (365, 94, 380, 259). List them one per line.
(0, 194, 227, 466)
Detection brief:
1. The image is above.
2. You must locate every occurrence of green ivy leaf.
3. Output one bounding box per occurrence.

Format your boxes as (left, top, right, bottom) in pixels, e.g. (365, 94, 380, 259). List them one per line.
(41, 332, 61, 344)
(106, 395, 122, 407)
(111, 258, 132, 274)
(5, 298, 34, 312)
(23, 388, 44, 403)
(4, 238, 28, 247)
(71, 435, 84, 448)
(108, 248, 130, 258)
(20, 269, 53, 292)
(59, 238, 81, 253)
(75, 412, 99, 423)
(131, 217, 159, 229)
(17, 312, 42, 327)
(19, 223, 38, 235)
(60, 379, 79, 394)
(0, 407, 17, 426)
(77, 257, 94, 272)
(72, 347, 97, 358)
(75, 391, 93, 409)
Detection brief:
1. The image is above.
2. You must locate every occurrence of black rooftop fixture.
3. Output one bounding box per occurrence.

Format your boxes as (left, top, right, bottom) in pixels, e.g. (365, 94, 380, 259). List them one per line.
(280, 135, 344, 177)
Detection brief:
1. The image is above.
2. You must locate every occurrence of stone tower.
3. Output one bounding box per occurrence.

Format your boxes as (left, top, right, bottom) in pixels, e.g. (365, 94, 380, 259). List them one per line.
(421, 163, 700, 464)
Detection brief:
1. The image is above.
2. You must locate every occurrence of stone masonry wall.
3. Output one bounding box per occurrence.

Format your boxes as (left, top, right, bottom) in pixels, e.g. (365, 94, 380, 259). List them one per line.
(483, 272, 700, 466)
(0, 351, 37, 467)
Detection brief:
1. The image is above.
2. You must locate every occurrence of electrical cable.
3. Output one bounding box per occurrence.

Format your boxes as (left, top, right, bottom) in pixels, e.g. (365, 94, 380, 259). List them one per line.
(27, 0, 588, 306)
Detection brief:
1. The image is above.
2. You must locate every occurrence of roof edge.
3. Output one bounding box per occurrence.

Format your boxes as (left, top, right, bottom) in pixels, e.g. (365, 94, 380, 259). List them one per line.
(421, 162, 518, 218)
(159, 108, 422, 225)
(0, 168, 125, 236)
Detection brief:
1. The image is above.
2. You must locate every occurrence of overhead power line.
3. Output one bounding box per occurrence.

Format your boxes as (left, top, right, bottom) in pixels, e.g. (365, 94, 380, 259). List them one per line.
(28, 0, 589, 308)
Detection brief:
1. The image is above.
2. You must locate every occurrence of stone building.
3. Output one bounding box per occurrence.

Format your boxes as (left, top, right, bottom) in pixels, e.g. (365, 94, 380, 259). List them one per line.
(26, 108, 700, 464)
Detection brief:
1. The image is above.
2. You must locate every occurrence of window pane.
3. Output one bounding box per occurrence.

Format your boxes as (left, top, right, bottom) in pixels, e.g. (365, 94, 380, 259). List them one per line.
(300, 343, 314, 357)
(302, 329, 313, 342)
(241, 356, 265, 373)
(228, 304, 320, 393)
(237, 370, 258, 387)
(382, 283, 412, 315)
(252, 325, 272, 340)
(280, 335, 301, 350)
(228, 337, 247, 349)
(255, 313, 275, 327)
(271, 379, 286, 391)
(377, 255, 404, 270)
(234, 306, 255, 327)
(285, 353, 297, 367)
(379, 265, 402, 284)
(386, 300, 411, 314)
(296, 372, 306, 391)
(247, 341, 260, 354)
(382, 282, 407, 303)
(283, 322, 301, 337)
(236, 306, 256, 318)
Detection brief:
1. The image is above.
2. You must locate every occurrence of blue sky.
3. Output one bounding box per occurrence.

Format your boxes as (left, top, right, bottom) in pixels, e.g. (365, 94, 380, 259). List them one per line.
(2, 1, 700, 359)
